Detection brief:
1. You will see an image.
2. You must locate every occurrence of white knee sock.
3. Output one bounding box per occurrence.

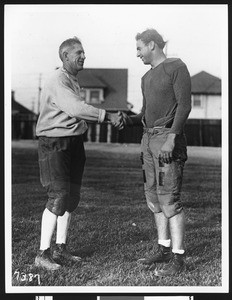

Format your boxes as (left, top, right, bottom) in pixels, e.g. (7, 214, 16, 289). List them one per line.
(172, 249, 185, 254)
(56, 211, 71, 245)
(158, 239, 171, 247)
(39, 208, 57, 251)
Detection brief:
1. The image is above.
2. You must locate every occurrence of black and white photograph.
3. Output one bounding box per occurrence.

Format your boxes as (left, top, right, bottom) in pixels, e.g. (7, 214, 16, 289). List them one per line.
(4, 3, 229, 294)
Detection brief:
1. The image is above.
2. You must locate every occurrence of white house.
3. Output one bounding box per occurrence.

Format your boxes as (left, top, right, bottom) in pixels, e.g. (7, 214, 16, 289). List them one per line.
(189, 71, 221, 120)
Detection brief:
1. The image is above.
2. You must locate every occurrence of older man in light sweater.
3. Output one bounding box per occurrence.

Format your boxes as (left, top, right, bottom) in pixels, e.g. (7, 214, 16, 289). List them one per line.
(35, 36, 122, 270)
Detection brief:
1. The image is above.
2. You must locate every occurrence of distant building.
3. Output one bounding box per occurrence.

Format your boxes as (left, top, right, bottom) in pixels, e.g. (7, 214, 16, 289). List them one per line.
(185, 71, 221, 146)
(11, 69, 222, 146)
(12, 90, 38, 139)
(77, 68, 131, 112)
(12, 68, 133, 141)
(189, 71, 221, 119)
(77, 68, 136, 143)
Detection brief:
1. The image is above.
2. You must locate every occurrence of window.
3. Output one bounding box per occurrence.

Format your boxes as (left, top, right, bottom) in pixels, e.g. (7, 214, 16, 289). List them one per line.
(90, 90, 101, 104)
(84, 89, 104, 104)
(192, 95, 202, 107)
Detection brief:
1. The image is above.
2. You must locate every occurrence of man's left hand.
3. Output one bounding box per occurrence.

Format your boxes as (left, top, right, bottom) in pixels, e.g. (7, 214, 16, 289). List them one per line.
(107, 112, 124, 130)
(159, 133, 176, 164)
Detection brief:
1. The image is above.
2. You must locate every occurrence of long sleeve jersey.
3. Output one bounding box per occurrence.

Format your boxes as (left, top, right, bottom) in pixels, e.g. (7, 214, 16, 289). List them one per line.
(36, 67, 106, 137)
(130, 58, 192, 135)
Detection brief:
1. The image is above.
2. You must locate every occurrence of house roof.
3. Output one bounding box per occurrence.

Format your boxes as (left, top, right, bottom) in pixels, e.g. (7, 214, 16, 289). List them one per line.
(77, 71, 107, 88)
(12, 100, 36, 115)
(12, 91, 37, 117)
(77, 68, 129, 111)
(191, 71, 221, 95)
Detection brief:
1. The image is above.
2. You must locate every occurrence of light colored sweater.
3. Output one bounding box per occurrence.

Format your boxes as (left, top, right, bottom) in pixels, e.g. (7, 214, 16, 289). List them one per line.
(130, 58, 192, 134)
(36, 67, 106, 137)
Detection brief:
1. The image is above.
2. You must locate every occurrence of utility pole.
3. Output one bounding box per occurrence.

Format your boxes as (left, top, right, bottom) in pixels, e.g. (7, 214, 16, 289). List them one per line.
(31, 97, 35, 113)
(37, 73, 42, 115)
(165, 41, 168, 57)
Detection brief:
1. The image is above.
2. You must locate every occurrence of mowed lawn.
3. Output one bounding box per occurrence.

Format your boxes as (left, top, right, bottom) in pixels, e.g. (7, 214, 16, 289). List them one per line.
(11, 141, 222, 287)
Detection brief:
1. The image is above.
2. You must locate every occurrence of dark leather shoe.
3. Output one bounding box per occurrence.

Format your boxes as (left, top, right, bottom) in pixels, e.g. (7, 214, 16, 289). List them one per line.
(138, 244, 172, 265)
(53, 243, 82, 263)
(154, 253, 185, 276)
(35, 248, 61, 270)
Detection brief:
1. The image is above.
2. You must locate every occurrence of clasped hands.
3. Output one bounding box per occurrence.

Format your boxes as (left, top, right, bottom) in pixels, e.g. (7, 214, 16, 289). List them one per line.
(106, 111, 128, 130)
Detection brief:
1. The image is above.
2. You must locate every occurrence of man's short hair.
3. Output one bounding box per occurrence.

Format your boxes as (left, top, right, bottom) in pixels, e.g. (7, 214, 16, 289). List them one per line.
(135, 29, 166, 49)
(59, 36, 82, 61)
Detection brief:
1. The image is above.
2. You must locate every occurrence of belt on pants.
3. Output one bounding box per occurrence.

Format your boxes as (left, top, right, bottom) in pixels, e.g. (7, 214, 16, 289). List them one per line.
(143, 126, 164, 134)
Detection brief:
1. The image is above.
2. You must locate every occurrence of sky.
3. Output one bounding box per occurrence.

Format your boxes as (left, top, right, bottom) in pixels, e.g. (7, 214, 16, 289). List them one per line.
(5, 4, 228, 113)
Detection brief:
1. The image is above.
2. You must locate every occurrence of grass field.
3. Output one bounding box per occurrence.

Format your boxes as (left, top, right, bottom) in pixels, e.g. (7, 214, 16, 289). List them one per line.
(10, 141, 222, 287)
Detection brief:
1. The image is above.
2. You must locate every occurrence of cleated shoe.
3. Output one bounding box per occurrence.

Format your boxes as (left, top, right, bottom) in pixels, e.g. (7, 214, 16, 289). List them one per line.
(138, 244, 172, 265)
(35, 248, 61, 271)
(53, 243, 82, 263)
(154, 252, 185, 276)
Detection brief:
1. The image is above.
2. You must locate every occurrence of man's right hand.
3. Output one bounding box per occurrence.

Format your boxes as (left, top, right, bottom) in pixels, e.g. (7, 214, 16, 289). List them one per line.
(105, 112, 124, 130)
(118, 111, 133, 126)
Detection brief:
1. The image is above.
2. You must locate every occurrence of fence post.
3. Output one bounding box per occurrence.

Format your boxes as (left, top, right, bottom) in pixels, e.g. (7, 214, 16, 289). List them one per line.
(87, 124, 92, 142)
(32, 121, 36, 140)
(199, 119, 203, 146)
(96, 124, 100, 143)
(107, 123, 111, 143)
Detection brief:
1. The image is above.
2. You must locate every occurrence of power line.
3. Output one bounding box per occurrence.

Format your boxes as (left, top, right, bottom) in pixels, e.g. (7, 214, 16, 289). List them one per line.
(37, 73, 42, 114)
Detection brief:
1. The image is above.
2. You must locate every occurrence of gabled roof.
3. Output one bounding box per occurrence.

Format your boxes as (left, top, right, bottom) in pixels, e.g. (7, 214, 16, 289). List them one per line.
(191, 71, 221, 95)
(11, 91, 37, 116)
(77, 71, 107, 88)
(12, 99, 37, 116)
(77, 68, 128, 111)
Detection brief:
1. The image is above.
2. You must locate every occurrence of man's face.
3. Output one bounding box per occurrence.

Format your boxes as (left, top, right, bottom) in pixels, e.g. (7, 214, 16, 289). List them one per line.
(136, 39, 152, 65)
(66, 43, 86, 74)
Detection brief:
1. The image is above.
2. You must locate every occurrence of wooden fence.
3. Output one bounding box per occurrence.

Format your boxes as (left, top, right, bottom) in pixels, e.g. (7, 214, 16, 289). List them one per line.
(12, 119, 37, 140)
(185, 119, 221, 147)
(12, 119, 221, 147)
(83, 119, 221, 147)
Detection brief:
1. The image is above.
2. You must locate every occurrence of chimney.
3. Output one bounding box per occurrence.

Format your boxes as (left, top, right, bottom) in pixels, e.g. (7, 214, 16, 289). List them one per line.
(11, 90, 15, 101)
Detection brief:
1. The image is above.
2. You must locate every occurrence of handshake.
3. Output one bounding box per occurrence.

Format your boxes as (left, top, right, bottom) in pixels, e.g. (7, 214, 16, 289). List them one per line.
(105, 111, 132, 130)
